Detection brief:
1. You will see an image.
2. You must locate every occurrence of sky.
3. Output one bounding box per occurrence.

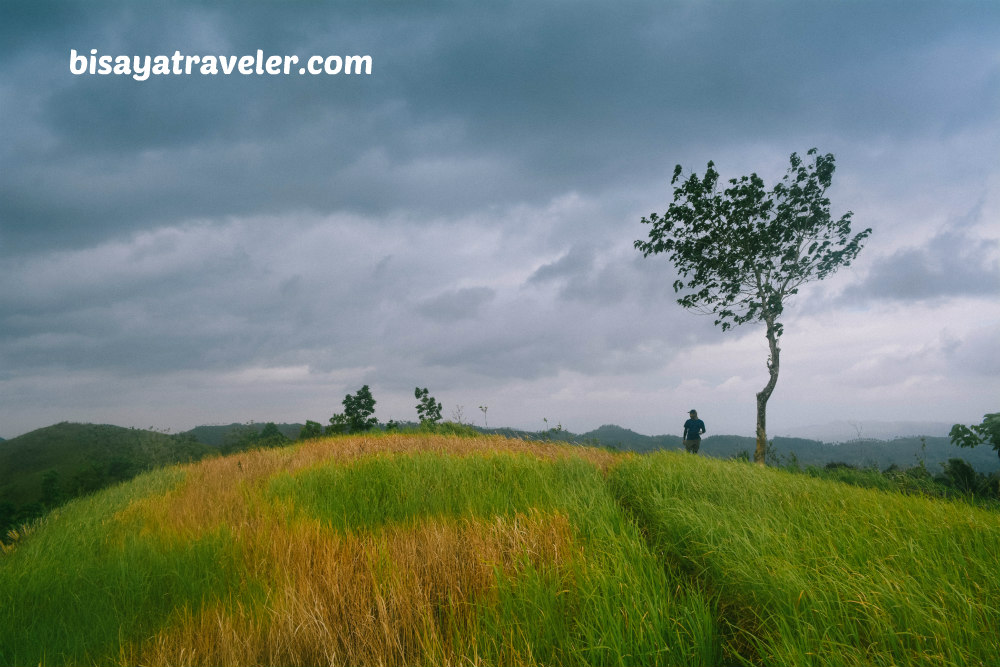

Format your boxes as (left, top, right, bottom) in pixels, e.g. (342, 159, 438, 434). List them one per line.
(2, 1, 999, 440)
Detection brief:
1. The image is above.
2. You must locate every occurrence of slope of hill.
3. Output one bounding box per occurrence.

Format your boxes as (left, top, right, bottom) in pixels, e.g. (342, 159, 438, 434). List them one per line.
(0, 422, 214, 524)
(1, 432, 997, 666)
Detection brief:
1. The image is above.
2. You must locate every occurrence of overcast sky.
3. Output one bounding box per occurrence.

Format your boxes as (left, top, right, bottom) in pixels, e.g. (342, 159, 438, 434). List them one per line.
(2, 1, 998, 440)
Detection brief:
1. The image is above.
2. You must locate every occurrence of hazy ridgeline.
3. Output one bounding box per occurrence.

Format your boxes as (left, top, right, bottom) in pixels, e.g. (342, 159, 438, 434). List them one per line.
(1, 433, 997, 666)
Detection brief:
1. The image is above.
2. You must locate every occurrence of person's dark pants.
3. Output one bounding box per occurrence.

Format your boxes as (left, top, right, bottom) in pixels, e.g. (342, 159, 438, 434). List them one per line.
(683, 439, 700, 454)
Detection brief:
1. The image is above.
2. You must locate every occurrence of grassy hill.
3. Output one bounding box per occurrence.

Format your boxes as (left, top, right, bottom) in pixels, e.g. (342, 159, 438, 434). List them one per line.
(1, 432, 997, 666)
(176, 421, 1000, 474)
(0, 422, 214, 530)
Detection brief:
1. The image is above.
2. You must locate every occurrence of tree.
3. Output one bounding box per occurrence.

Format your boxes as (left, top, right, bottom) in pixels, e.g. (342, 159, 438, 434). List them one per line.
(415, 387, 443, 425)
(0, 501, 15, 540)
(938, 458, 981, 495)
(106, 456, 137, 482)
(220, 423, 261, 455)
(636, 149, 871, 464)
(258, 422, 290, 448)
(326, 413, 351, 435)
(40, 470, 63, 508)
(950, 413, 1000, 460)
(299, 420, 324, 440)
(330, 385, 378, 434)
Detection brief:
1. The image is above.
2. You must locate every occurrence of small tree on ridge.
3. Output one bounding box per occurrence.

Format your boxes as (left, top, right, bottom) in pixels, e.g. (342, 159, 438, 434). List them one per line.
(329, 385, 378, 434)
(415, 387, 443, 425)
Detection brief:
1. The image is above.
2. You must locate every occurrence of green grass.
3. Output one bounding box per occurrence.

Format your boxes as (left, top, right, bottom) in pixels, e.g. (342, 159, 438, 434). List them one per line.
(609, 451, 1000, 666)
(270, 452, 719, 665)
(0, 468, 245, 666)
(1, 435, 997, 666)
(268, 452, 572, 529)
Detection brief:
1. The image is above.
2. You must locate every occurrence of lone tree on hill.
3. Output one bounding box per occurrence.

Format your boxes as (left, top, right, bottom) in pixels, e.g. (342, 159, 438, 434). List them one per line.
(636, 149, 871, 464)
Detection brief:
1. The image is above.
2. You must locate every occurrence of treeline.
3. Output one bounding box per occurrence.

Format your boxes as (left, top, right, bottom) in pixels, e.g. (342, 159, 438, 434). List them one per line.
(207, 386, 479, 456)
(798, 413, 1000, 504)
(797, 458, 1000, 505)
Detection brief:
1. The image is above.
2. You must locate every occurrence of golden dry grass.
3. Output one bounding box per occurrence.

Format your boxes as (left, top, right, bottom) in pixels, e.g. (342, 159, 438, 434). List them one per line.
(133, 511, 576, 667)
(123, 433, 620, 541)
(116, 434, 603, 666)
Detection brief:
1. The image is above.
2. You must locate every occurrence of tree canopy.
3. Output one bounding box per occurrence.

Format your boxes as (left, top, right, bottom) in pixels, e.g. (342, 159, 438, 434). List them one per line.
(328, 385, 379, 434)
(636, 149, 870, 336)
(951, 413, 1000, 460)
(415, 387, 443, 425)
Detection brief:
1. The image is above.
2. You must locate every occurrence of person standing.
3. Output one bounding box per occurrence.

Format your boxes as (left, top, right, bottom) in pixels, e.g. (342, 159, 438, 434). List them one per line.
(683, 409, 706, 454)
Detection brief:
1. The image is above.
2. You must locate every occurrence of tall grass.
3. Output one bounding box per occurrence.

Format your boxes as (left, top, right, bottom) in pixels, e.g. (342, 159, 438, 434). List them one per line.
(0, 468, 245, 665)
(140, 450, 717, 666)
(609, 451, 1000, 666)
(2, 433, 997, 666)
(1, 435, 714, 666)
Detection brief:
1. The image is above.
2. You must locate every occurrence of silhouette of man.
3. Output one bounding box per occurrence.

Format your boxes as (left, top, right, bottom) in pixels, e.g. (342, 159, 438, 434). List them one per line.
(683, 409, 706, 454)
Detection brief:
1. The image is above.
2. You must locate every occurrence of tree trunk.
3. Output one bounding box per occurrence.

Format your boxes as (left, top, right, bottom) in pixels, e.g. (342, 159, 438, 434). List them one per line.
(754, 317, 781, 465)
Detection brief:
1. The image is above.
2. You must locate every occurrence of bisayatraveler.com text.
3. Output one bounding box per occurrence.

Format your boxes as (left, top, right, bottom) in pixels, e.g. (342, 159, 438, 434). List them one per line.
(70, 49, 373, 81)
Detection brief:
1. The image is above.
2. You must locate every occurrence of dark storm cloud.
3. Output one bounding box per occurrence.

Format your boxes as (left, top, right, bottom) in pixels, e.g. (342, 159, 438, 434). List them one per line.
(528, 246, 596, 285)
(844, 229, 1000, 302)
(528, 245, 647, 306)
(416, 287, 496, 322)
(4, 1, 999, 254)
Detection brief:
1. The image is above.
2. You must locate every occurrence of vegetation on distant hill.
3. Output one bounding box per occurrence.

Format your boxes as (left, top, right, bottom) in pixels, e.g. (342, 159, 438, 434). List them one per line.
(0, 423, 214, 539)
(1, 432, 997, 666)
(572, 425, 1000, 474)
(183, 422, 302, 447)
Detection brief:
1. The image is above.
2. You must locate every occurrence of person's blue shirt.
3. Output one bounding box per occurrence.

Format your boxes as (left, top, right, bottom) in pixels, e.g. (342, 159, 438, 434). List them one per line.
(683, 418, 706, 441)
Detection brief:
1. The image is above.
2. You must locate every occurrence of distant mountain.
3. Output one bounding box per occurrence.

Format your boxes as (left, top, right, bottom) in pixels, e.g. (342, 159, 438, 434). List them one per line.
(578, 424, 681, 452)
(567, 425, 999, 474)
(777, 421, 955, 443)
(184, 422, 304, 447)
